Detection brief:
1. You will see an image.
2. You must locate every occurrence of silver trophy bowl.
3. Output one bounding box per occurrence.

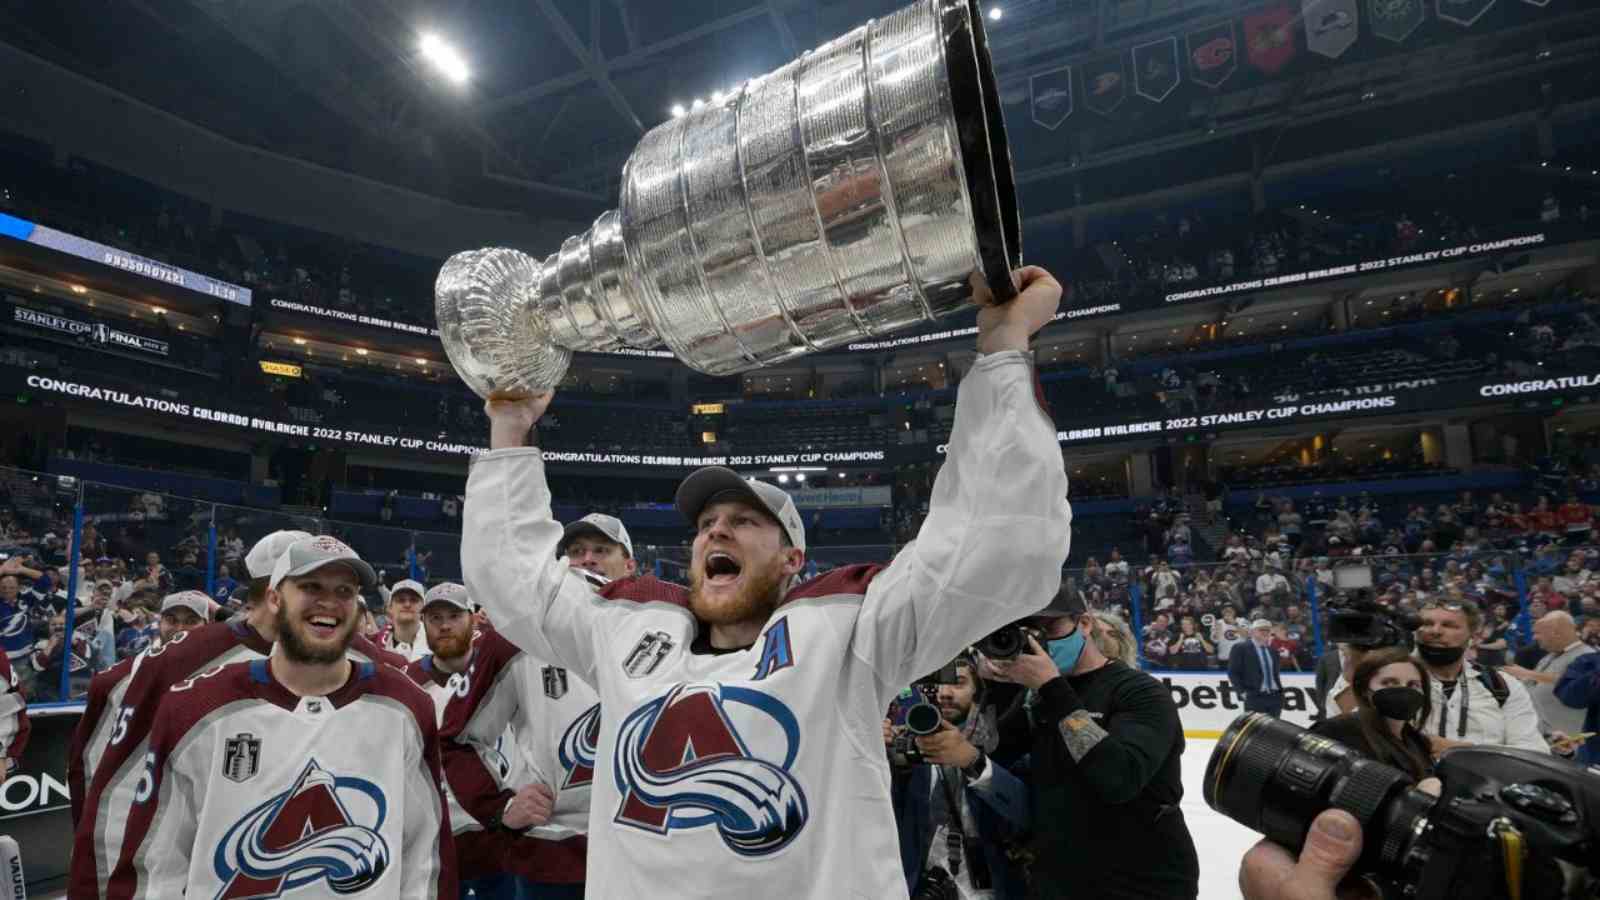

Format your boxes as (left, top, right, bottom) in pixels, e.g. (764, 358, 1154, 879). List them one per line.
(437, 0, 1021, 398)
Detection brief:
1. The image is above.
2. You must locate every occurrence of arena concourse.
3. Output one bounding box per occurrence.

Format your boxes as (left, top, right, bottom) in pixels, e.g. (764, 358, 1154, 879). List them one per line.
(2, 0, 1599, 897)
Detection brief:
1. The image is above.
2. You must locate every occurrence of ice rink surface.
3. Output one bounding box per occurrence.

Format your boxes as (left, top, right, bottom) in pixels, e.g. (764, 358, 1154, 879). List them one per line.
(1182, 737, 1265, 899)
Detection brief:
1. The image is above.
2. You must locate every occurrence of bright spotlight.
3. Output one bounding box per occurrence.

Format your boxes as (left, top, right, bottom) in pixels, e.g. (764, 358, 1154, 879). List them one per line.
(711, 90, 724, 103)
(796, 473, 807, 483)
(419, 32, 471, 85)
(778, 473, 790, 484)
(692, 98, 705, 109)
(988, 6, 1003, 20)
(671, 104, 686, 117)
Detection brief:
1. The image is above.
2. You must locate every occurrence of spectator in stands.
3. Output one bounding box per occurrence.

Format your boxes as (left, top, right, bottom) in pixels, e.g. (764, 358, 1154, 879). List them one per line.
(1529, 576, 1568, 612)
(1143, 612, 1173, 668)
(1269, 623, 1302, 673)
(1477, 603, 1513, 668)
(1559, 493, 1593, 545)
(1278, 501, 1303, 549)
(1211, 604, 1246, 668)
(1169, 614, 1214, 670)
(210, 562, 240, 606)
(1149, 559, 1180, 607)
(1255, 566, 1291, 604)
(1501, 611, 1593, 739)
(140, 551, 173, 594)
(1584, 617, 1600, 650)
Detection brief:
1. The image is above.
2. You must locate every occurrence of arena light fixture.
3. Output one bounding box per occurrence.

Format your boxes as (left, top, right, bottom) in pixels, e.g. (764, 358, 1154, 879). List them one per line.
(152, 307, 167, 315)
(671, 104, 687, 118)
(356, 348, 369, 356)
(69, 284, 87, 294)
(293, 337, 307, 345)
(419, 32, 471, 85)
(989, 6, 1003, 20)
(778, 473, 790, 484)
(796, 473, 807, 483)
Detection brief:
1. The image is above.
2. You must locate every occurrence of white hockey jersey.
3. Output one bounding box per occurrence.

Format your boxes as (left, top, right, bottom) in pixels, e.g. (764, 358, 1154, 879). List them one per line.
(106, 657, 455, 899)
(440, 626, 599, 837)
(462, 350, 1071, 900)
(70, 620, 409, 898)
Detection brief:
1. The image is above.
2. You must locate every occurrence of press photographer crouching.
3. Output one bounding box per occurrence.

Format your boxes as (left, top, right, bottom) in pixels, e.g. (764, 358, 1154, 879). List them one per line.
(887, 654, 1030, 900)
(983, 586, 1199, 900)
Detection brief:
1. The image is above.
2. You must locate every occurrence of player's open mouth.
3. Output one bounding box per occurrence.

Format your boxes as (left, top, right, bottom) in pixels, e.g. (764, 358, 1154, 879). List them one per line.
(704, 551, 742, 586)
(307, 615, 340, 638)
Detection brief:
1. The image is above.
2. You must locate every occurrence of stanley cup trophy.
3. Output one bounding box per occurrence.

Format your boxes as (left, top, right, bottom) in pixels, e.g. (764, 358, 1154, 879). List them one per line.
(436, 0, 1021, 398)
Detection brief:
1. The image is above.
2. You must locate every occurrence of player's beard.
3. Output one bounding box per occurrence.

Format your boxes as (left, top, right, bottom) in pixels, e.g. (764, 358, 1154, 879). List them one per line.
(430, 629, 471, 662)
(276, 603, 358, 664)
(689, 552, 786, 628)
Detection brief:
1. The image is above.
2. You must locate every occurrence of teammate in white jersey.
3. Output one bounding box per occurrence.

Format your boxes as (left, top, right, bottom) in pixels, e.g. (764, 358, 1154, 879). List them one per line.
(381, 578, 432, 660)
(68, 590, 211, 825)
(463, 267, 1071, 900)
(107, 534, 456, 899)
(0, 651, 27, 776)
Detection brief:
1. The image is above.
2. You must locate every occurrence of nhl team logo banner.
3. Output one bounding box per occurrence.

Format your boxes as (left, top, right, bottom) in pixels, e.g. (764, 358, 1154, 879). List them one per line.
(1370, 0, 1425, 42)
(1133, 38, 1181, 102)
(1186, 21, 1238, 89)
(1437, 0, 1497, 26)
(1304, 0, 1360, 58)
(1244, 4, 1299, 75)
(1029, 65, 1073, 130)
(1082, 53, 1127, 116)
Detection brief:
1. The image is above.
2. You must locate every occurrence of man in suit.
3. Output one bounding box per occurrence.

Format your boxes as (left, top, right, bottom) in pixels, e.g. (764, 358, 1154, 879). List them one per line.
(889, 655, 1030, 899)
(1229, 618, 1285, 718)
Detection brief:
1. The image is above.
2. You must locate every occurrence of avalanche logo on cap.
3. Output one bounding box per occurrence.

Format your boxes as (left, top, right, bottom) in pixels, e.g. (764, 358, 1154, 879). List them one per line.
(213, 759, 389, 897)
(612, 683, 807, 857)
(307, 536, 355, 555)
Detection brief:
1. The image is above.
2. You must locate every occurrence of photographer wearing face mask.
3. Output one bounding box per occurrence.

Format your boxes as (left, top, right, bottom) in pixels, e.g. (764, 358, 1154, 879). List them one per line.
(1308, 647, 1438, 784)
(889, 656, 1031, 900)
(983, 587, 1198, 900)
(1413, 600, 1547, 756)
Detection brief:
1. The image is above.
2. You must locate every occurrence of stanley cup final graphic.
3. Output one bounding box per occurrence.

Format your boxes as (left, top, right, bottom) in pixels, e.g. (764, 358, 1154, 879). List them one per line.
(435, 0, 1021, 398)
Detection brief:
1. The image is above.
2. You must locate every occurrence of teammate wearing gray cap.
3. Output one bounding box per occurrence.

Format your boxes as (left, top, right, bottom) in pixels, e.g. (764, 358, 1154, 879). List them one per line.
(557, 513, 635, 582)
(380, 578, 431, 661)
(464, 267, 1070, 899)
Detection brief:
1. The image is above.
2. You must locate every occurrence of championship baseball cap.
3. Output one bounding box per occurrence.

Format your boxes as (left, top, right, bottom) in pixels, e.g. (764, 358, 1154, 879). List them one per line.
(675, 467, 806, 552)
(389, 579, 427, 601)
(245, 529, 314, 579)
(1250, 618, 1274, 630)
(160, 590, 211, 621)
(268, 536, 378, 590)
(422, 582, 471, 612)
(1032, 583, 1087, 619)
(558, 513, 634, 559)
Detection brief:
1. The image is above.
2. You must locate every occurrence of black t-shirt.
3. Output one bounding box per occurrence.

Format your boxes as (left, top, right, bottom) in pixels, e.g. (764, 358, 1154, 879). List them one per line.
(1477, 624, 1510, 668)
(998, 662, 1199, 899)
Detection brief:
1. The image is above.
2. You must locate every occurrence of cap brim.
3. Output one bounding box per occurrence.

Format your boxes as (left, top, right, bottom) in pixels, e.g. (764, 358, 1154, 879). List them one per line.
(422, 598, 471, 612)
(675, 466, 766, 528)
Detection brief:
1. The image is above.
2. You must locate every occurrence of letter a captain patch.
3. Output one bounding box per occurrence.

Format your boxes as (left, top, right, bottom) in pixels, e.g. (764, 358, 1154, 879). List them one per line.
(752, 616, 794, 681)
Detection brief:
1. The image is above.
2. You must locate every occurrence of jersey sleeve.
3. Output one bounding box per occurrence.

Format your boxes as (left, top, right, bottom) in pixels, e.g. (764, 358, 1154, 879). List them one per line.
(438, 634, 528, 824)
(462, 447, 609, 687)
(69, 665, 123, 826)
(0, 652, 29, 769)
(105, 693, 203, 900)
(851, 350, 1072, 690)
(401, 701, 458, 900)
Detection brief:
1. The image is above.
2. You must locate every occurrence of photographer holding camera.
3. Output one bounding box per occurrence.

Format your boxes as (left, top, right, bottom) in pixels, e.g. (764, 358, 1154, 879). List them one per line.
(1414, 600, 1547, 755)
(983, 586, 1198, 900)
(888, 655, 1030, 899)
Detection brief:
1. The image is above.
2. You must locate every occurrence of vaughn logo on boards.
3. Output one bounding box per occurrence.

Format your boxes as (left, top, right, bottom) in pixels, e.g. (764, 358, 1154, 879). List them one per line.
(12, 306, 169, 356)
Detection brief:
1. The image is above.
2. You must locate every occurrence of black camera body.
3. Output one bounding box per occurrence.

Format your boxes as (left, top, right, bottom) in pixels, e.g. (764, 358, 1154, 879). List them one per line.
(889, 662, 961, 766)
(977, 623, 1043, 660)
(1324, 591, 1421, 650)
(1206, 713, 1600, 900)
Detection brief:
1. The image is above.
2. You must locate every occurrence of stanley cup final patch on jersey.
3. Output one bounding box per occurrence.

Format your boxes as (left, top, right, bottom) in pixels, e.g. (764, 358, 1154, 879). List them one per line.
(222, 732, 262, 782)
(543, 664, 569, 699)
(622, 631, 675, 678)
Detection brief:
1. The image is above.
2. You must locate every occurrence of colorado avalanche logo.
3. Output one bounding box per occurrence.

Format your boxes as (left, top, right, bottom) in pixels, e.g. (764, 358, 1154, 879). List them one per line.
(557, 703, 602, 789)
(612, 683, 807, 857)
(213, 759, 390, 898)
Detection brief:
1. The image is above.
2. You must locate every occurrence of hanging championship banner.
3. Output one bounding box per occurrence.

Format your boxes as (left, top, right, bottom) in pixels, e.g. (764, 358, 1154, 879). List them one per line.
(1186, 21, 1239, 89)
(1304, 0, 1360, 58)
(1133, 38, 1181, 102)
(1082, 53, 1128, 116)
(1369, 0, 1425, 41)
(1437, 0, 1496, 26)
(1244, 4, 1299, 75)
(1030, 65, 1074, 130)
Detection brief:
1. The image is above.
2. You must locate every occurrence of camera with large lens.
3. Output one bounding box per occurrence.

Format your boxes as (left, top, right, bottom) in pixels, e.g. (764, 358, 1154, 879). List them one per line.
(1324, 590, 1421, 650)
(976, 622, 1043, 660)
(888, 662, 961, 767)
(1206, 713, 1600, 899)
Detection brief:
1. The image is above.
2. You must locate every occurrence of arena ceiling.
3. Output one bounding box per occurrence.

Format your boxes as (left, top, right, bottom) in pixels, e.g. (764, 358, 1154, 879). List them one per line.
(2, 0, 1596, 223)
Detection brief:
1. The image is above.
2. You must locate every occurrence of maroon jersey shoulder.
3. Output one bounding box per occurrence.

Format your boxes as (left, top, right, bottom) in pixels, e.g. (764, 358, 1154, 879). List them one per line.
(124, 620, 267, 700)
(87, 657, 135, 698)
(361, 661, 439, 738)
(148, 661, 265, 748)
(351, 632, 409, 668)
(599, 573, 689, 608)
(779, 563, 886, 606)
